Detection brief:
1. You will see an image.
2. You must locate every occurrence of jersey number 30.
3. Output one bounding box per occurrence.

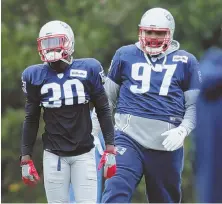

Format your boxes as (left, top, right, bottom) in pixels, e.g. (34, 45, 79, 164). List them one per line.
(41, 79, 85, 108)
(130, 63, 177, 96)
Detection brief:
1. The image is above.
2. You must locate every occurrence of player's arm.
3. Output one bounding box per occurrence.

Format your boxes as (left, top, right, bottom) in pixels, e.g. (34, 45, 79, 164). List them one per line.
(104, 77, 120, 117)
(90, 60, 117, 147)
(21, 98, 41, 159)
(91, 76, 119, 157)
(91, 89, 114, 146)
(91, 78, 120, 140)
(90, 59, 119, 178)
(104, 54, 122, 116)
(91, 50, 121, 139)
(162, 55, 201, 151)
(20, 71, 41, 185)
(180, 55, 201, 134)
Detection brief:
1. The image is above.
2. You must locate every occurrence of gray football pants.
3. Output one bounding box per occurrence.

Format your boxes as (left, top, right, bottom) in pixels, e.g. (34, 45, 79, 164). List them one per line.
(43, 148, 97, 203)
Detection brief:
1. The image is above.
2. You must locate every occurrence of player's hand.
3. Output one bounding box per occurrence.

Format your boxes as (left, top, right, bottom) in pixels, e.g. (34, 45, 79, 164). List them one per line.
(161, 126, 188, 151)
(105, 144, 116, 154)
(20, 159, 40, 186)
(98, 145, 116, 179)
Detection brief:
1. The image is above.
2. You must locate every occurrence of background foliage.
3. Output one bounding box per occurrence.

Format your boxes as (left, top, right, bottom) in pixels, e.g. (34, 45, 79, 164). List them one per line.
(1, 0, 221, 202)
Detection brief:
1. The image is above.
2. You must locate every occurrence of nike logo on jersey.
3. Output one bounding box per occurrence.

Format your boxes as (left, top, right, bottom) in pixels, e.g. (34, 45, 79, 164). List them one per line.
(70, 70, 87, 78)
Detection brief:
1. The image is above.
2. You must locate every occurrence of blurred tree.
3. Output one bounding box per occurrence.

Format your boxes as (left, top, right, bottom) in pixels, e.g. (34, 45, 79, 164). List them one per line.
(2, 0, 221, 202)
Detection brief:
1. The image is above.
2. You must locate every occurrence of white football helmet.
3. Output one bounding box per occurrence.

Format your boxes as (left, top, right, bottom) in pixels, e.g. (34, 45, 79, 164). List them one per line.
(138, 8, 175, 55)
(37, 20, 75, 64)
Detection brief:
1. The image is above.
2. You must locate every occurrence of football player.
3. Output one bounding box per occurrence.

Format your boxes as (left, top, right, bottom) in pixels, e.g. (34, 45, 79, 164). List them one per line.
(92, 7, 201, 203)
(195, 47, 222, 203)
(20, 20, 115, 203)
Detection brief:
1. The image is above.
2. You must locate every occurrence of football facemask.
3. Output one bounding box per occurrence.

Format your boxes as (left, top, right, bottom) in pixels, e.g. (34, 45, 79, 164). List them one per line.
(37, 34, 71, 62)
(139, 28, 171, 55)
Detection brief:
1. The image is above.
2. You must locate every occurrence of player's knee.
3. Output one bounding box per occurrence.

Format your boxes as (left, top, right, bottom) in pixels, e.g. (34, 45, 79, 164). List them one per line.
(102, 175, 133, 203)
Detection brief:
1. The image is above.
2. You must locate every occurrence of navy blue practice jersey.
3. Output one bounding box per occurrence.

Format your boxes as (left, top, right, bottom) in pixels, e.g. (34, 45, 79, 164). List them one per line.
(195, 47, 222, 202)
(21, 58, 105, 156)
(108, 44, 201, 125)
(22, 59, 105, 107)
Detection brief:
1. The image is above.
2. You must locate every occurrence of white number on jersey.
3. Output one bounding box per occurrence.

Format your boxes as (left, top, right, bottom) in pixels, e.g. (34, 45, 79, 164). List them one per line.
(130, 63, 177, 96)
(41, 79, 86, 108)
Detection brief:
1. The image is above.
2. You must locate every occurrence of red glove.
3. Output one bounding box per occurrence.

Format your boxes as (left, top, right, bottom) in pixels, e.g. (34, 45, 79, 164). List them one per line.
(21, 160, 40, 186)
(98, 150, 116, 179)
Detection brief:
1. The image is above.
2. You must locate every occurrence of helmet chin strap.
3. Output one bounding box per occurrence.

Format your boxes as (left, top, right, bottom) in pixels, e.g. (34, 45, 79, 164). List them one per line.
(144, 50, 167, 69)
